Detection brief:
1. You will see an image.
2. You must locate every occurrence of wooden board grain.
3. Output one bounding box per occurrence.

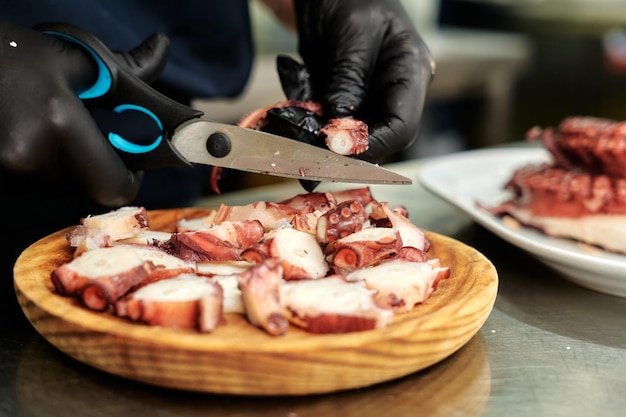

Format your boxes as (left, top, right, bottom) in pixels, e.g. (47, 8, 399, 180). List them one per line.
(13, 208, 498, 396)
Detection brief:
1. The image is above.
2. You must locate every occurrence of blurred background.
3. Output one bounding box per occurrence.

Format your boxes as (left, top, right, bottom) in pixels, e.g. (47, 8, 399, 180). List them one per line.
(196, 0, 626, 171)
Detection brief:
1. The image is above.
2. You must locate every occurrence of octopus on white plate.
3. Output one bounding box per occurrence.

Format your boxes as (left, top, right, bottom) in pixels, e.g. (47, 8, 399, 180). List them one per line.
(483, 116, 626, 254)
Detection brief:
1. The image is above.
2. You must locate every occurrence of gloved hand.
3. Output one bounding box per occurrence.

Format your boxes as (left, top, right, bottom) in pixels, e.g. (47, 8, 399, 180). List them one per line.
(294, 0, 436, 162)
(0, 19, 170, 207)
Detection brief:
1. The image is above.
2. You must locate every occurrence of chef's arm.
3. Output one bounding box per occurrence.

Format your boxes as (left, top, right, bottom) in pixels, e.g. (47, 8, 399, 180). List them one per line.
(257, 0, 297, 31)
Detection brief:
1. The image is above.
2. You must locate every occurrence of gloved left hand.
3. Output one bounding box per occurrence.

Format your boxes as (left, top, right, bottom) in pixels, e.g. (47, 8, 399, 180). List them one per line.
(294, 0, 436, 163)
(0, 19, 170, 207)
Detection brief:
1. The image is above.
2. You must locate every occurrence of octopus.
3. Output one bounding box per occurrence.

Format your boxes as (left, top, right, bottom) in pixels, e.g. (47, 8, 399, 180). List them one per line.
(346, 258, 450, 313)
(329, 227, 403, 275)
(241, 227, 329, 280)
(51, 187, 450, 335)
(51, 245, 196, 311)
(316, 200, 369, 243)
(238, 258, 288, 336)
(66, 206, 150, 256)
(239, 56, 369, 157)
(115, 274, 224, 333)
(281, 276, 394, 334)
(527, 116, 626, 178)
(210, 55, 370, 194)
(483, 116, 626, 254)
(163, 220, 265, 262)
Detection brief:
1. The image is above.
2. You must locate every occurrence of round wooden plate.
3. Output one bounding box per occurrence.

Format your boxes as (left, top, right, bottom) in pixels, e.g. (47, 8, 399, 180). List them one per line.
(14, 208, 498, 396)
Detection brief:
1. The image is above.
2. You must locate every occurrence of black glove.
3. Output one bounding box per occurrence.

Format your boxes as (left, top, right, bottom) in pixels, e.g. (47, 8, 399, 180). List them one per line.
(294, 0, 436, 162)
(0, 19, 170, 207)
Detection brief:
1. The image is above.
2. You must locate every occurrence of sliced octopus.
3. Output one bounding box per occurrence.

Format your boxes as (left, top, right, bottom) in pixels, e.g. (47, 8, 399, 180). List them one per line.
(114, 274, 223, 332)
(281, 276, 394, 334)
(51, 187, 451, 336)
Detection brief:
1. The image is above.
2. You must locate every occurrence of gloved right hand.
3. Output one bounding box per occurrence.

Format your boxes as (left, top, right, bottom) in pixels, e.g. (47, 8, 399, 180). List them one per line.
(0, 19, 170, 207)
(294, 0, 436, 163)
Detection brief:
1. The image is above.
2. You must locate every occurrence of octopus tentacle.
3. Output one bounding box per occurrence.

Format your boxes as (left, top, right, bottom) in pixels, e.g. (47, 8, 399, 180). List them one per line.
(527, 116, 626, 178)
(316, 200, 369, 243)
(279, 191, 337, 212)
(114, 274, 223, 332)
(168, 220, 265, 262)
(329, 227, 402, 275)
(319, 117, 369, 155)
(238, 258, 289, 336)
(51, 246, 158, 311)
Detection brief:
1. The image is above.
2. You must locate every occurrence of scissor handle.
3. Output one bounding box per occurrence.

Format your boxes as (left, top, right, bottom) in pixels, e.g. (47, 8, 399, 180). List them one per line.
(36, 23, 203, 170)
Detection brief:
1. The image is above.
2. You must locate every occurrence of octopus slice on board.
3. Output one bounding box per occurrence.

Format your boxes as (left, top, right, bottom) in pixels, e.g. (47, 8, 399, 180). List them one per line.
(328, 227, 402, 275)
(240, 238, 273, 264)
(279, 190, 337, 212)
(114, 274, 223, 332)
(166, 220, 265, 262)
(281, 276, 393, 334)
(316, 200, 369, 244)
(346, 259, 450, 313)
(238, 258, 289, 336)
(51, 246, 157, 311)
(212, 201, 302, 231)
(390, 246, 430, 263)
(114, 230, 173, 247)
(332, 186, 375, 206)
(176, 214, 217, 232)
(269, 227, 329, 280)
(66, 206, 150, 256)
(370, 201, 430, 252)
(195, 260, 255, 277)
(241, 227, 329, 280)
(129, 246, 198, 284)
(213, 275, 245, 314)
(290, 209, 326, 235)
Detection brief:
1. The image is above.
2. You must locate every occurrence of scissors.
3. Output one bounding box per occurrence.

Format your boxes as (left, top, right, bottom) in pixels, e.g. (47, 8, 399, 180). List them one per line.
(37, 23, 411, 186)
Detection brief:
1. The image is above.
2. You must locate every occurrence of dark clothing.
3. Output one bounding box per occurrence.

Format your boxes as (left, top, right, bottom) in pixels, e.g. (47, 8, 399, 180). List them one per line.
(1, 0, 254, 102)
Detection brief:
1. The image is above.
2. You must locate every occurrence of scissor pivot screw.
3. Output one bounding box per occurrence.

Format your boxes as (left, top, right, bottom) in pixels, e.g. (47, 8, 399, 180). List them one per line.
(206, 132, 231, 158)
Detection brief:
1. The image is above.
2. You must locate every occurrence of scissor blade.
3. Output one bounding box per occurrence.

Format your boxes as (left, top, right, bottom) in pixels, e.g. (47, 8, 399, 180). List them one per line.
(170, 119, 412, 185)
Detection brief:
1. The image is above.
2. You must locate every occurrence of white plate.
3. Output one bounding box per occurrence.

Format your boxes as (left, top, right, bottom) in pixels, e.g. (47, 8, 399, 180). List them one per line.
(418, 147, 626, 298)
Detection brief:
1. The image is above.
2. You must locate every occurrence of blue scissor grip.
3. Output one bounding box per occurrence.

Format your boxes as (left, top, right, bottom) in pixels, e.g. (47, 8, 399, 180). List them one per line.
(42, 31, 113, 100)
(36, 22, 203, 170)
(107, 104, 163, 154)
(44, 31, 165, 154)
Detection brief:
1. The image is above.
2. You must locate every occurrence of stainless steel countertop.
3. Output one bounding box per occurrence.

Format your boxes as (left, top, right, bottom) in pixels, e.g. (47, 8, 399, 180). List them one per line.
(3, 154, 626, 417)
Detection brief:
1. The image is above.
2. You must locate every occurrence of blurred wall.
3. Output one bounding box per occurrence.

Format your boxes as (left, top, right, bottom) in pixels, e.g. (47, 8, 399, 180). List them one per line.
(250, 0, 441, 54)
(439, 0, 626, 137)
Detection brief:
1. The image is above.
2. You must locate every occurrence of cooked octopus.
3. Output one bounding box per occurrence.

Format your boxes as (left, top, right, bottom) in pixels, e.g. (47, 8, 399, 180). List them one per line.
(483, 116, 626, 254)
(51, 187, 451, 335)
